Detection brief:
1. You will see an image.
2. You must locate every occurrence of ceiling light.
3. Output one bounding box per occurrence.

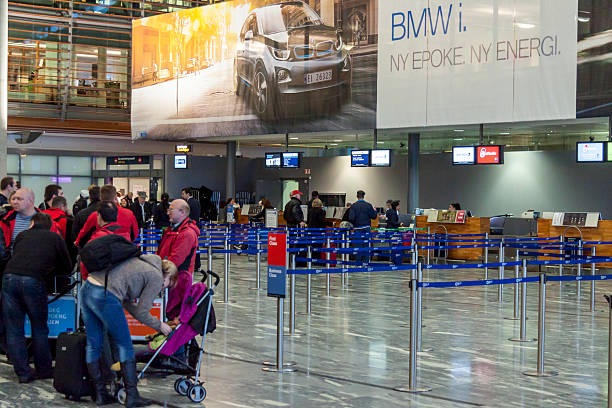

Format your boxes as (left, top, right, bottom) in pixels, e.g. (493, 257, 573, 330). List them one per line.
(76, 53, 98, 59)
(453, 138, 463, 141)
(329, 143, 338, 146)
(290, 137, 298, 140)
(515, 23, 535, 29)
(333, 139, 342, 142)
(578, 17, 590, 23)
(377, 141, 384, 144)
(453, 129, 464, 132)
(499, 132, 510, 135)
(106, 49, 123, 56)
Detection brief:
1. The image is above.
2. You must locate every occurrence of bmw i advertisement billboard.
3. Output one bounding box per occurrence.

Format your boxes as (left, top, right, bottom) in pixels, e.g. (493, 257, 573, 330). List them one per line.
(132, 0, 378, 140)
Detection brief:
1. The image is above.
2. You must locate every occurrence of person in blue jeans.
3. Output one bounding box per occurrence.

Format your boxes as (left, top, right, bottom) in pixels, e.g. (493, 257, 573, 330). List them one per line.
(2, 212, 71, 383)
(81, 231, 176, 407)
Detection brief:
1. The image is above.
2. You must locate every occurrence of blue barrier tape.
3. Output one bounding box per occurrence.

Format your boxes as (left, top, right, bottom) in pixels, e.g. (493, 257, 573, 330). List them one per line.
(503, 236, 562, 242)
(294, 256, 383, 267)
(419, 243, 499, 250)
(423, 261, 522, 270)
(583, 241, 612, 245)
(548, 274, 612, 282)
(287, 263, 417, 275)
(212, 249, 265, 255)
(528, 256, 612, 266)
(420, 276, 539, 288)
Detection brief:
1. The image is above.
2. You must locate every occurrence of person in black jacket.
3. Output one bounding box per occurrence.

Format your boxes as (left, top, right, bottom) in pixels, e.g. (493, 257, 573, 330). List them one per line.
(348, 190, 377, 264)
(181, 188, 201, 223)
(153, 193, 171, 228)
(131, 191, 153, 229)
(72, 190, 89, 217)
(307, 198, 326, 228)
(2, 212, 71, 383)
(283, 190, 305, 229)
(38, 184, 63, 211)
(72, 185, 101, 242)
(385, 200, 401, 229)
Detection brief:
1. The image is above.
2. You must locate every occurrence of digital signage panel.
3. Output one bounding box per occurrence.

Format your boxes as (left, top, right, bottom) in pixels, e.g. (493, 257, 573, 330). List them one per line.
(265, 152, 281, 168)
(476, 146, 503, 165)
(577, 142, 604, 162)
(131, 0, 377, 140)
(371, 149, 391, 167)
(174, 155, 187, 169)
(282, 152, 300, 168)
(351, 150, 370, 167)
(452, 146, 476, 165)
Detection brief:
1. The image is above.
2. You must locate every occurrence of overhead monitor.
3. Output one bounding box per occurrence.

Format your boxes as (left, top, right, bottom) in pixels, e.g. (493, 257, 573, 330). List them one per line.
(371, 149, 391, 167)
(351, 150, 370, 167)
(576, 142, 605, 162)
(174, 154, 187, 169)
(265, 152, 281, 168)
(282, 152, 300, 168)
(452, 146, 476, 165)
(476, 145, 504, 164)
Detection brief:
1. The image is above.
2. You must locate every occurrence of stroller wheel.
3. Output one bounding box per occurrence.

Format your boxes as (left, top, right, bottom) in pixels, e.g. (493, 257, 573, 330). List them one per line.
(117, 387, 127, 405)
(187, 384, 206, 402)
(175, 377, 192, 396)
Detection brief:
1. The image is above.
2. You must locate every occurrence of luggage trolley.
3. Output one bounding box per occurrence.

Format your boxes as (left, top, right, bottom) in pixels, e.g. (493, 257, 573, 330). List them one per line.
(114, 271, 220, 404)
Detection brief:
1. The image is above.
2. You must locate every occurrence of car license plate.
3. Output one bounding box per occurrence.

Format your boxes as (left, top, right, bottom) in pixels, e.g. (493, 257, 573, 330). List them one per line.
(304, 70, 332, 85)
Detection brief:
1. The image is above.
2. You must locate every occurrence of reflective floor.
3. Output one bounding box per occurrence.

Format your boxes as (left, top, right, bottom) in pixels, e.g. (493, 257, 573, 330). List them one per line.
(0, 255, 610, 407)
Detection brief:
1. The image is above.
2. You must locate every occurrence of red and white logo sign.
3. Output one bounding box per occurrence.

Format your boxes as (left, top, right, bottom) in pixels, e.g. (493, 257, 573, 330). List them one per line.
(476, 146, 501, 164)
(455, 210, 466, 223)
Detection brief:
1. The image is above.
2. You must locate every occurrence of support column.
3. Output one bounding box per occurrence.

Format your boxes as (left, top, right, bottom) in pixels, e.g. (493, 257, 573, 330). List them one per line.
(0, 0, 8, 178)
(226, 141, 236, 199)
(407, 133, 420, 214)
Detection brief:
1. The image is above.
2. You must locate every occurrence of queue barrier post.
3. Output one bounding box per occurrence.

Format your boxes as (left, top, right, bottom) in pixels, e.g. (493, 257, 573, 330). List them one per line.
(417, 263, 432, 353)
(591, 247, 596, 312)
(505, 249, 520, 321)
(604, 295, 612, 408)
(217, 235, 231, 304)
(577, 239, 583, 299)
(509, 259, 536, 343)
(251, 230, 262, 290)
(395, 275, 431, 393)
(207, 245, 213, 288)
(326, 238, 331, 297)
(523, 273, 558, 377)
(498, 239, 504, 302)
(484, 232, 489, 280)
(341, 233, 346, 287)
(289, 254, 297, 336)
(306, 246, 312, 315)
(559, 235, 564, 277)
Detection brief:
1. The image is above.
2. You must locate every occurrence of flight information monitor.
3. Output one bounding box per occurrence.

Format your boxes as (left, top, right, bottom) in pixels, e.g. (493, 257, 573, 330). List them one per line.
(351, 150, 370, 167)
(265, 152, 282, 168)
(174, 155, 187, 169)
(452, 146, 476, 165)
(476, 145, 504, 164)
(371, 149, 391, 167)
(282, 152, 300, 168)
(576, 142, 604, 162)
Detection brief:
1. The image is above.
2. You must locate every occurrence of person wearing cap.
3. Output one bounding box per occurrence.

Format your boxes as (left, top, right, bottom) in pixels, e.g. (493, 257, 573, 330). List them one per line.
(73, 189, 89, 217)
(283, 190, 306, 229)
(348, 190, 377, 263)
(131, 191, 153, 229)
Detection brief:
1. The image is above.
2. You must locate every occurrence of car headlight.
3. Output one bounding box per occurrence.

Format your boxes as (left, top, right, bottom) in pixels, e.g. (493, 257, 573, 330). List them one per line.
(268, 46, 290, 61)
(335, 34, 343, 50)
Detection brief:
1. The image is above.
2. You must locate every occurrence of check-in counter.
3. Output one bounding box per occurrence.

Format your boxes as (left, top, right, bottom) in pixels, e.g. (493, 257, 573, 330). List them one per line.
(537, 218, 612, 268)
(416, 216, 490, 261)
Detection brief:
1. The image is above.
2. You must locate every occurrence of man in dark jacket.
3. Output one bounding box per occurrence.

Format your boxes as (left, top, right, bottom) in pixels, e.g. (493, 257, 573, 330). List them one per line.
(283, 190, 305, 229)
(0, 177, 16, 207)
(72, 185, 101, 241)
(181, 187, 201, 270)
(38, 184, 63, 211)
(2, 212, 71, 383)
(72, 189, 89, 217)
(348, 190, 377, 264)
(131, 191, 153, 229)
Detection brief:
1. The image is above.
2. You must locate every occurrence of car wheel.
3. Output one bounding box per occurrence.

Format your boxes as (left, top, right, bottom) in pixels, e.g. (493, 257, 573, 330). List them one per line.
(253, 65, 276, 119)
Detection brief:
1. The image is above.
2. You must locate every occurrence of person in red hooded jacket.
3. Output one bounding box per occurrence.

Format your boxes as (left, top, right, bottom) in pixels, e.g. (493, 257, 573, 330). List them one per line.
(156, 199, 199, 320)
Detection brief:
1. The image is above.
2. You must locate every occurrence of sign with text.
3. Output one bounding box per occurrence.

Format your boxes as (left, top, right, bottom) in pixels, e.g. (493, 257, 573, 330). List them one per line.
(126, 298, 163, 340)
(377, 0, 578, 128)
(267, 233, 287, 298)
(106, 156, 150, 165)
(175, 144, 192, 153)
(25, 296, 76, 338)
(476, 145, 503, 164)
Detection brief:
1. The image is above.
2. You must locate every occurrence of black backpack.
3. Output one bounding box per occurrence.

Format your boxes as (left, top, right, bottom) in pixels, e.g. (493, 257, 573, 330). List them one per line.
(80, 234, 141, 289)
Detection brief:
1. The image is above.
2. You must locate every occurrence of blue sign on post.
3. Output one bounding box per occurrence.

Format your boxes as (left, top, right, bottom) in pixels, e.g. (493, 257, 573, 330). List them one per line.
(267, 265, 287, 298)
(25, 296, 76, 338)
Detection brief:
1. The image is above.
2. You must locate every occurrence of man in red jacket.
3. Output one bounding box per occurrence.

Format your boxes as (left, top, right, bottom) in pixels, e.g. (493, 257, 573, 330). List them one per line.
(42, 196, 71, 240)
(156, 199, 199, 320)
(75, 185, 138, 248)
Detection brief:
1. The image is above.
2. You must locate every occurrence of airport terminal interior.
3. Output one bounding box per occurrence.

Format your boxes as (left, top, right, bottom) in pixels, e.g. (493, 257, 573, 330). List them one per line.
(0, 0, 612, 407)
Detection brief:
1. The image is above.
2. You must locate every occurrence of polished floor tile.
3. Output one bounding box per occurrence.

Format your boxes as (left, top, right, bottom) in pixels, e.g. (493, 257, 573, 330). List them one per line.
(0, 254, 610, 407)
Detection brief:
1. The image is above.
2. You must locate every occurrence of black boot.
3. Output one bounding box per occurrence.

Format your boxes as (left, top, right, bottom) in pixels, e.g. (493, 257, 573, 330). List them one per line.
(120, 358, 150, 408)
(86, 360, 114, 406)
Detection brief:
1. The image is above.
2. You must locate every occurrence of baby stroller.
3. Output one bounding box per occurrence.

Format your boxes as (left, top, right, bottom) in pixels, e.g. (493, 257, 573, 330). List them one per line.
(113, 270, 219, 404)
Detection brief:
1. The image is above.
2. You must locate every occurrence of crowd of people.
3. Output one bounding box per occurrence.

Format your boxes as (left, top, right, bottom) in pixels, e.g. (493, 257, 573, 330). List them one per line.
(0, 177, 204, 407)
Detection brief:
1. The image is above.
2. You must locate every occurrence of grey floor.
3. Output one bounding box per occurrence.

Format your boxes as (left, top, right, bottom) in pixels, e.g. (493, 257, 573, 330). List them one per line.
(0, 255, 610, 407)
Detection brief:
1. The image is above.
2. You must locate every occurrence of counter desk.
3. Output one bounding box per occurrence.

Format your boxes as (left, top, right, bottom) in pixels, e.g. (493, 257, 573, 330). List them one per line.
(415, 216, 490, 261)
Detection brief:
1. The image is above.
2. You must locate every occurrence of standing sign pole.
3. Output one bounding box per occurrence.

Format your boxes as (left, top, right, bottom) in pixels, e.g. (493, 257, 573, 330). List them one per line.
(262, 232, 296, 372)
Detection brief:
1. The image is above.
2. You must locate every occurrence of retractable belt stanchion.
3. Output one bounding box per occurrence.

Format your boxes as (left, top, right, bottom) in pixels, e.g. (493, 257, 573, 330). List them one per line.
(262, 240, 296, 372)
(604, 295, 612, 408)
(289, 254, 297, 336)
(506, 249, 520, 321)
(577, 239, 583, 299)
(498, 239, 505, 302)
(218, 234, 231, 303)
(250, 230, 261, 290)
(345, 234, 350, 286)
(396, 270, 431, 393)
(326, 237, 331, 297)
(484, 232, 489, 280)
(523, 273, 558, 377)
(417, 262, 432, 353)
(509, 259, 536, 343)
(426, 227, 431, 265)
(207, 245, 213, 288)
(341, 232, 346, 287)
(559, 235, 564, 277)
(307, 246, 312, 315)
(591, 247, 596, 312)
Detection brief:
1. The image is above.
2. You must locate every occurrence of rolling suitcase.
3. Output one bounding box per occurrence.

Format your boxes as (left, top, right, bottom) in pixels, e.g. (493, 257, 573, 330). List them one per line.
(54, 331, 94, 401)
